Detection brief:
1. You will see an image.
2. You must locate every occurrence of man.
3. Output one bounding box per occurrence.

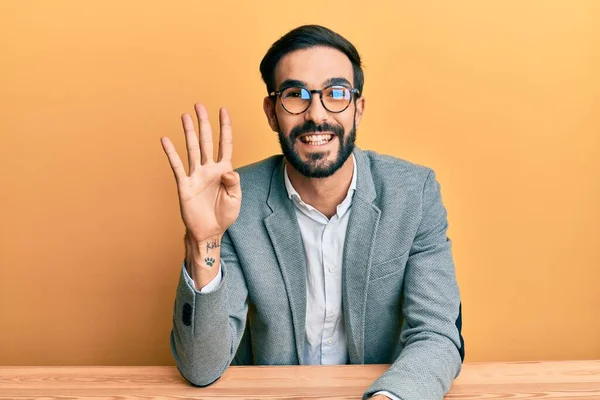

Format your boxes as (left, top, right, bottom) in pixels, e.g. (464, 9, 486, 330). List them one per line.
(161, 25, 464, 400)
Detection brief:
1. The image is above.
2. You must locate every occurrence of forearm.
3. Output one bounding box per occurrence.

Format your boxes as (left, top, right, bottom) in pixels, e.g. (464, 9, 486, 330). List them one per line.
(172, 231, 248, 386)
(364, 332, 462, 400)
(171, 263, 232, 386)
(185, 230, 222, 290)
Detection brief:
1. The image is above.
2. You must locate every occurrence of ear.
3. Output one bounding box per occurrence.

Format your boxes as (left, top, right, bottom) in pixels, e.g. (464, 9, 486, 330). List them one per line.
(353, 96, 366, 128)
(263, 96, 279, 132)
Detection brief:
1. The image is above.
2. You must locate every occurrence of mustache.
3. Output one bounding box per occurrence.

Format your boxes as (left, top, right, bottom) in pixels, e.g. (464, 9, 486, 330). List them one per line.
(289, 121, 344, 141)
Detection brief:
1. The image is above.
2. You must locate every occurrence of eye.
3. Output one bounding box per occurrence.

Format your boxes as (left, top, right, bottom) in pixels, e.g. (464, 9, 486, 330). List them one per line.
(283, 87, 309, 99)
(326, 86, 350, 100)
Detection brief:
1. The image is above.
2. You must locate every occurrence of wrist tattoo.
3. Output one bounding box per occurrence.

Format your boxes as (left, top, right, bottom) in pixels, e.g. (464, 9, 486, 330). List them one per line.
(204, 257, 216, 267)
(206, 239, 221, 252)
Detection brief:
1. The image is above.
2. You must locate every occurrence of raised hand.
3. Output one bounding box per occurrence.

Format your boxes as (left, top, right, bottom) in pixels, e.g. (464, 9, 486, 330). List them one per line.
(160, 104, 242, 246)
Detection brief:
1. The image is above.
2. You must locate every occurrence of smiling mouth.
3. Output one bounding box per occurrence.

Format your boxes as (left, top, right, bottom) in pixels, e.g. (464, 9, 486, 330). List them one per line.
(298, 133, 334, 146)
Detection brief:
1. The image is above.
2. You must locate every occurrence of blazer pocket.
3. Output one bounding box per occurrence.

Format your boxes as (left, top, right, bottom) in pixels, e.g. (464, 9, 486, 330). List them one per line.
(369, 249, 410, 282)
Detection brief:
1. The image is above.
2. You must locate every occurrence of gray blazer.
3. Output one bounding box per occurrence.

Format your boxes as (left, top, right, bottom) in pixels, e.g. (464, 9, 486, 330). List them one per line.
(171, 147, 465, 400)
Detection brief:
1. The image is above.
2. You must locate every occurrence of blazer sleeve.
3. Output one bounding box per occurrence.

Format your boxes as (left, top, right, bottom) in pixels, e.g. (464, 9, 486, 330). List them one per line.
(364, 169, 465, 400)
(170, 230, 249, 386)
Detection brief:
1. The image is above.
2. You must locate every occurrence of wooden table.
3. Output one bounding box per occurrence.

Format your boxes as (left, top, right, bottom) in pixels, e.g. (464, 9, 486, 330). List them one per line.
(1, 361, 599, 399)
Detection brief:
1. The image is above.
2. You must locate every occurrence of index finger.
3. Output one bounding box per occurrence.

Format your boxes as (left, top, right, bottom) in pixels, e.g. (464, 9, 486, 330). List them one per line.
(217, 107, 233, 163)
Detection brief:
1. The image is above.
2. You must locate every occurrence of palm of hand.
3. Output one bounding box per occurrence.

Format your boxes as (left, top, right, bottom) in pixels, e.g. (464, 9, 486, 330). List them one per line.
(161, 104, 241, 242)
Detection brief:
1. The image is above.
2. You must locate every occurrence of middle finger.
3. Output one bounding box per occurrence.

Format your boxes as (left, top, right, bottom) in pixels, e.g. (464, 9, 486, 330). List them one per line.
(194, 103, 214, 164)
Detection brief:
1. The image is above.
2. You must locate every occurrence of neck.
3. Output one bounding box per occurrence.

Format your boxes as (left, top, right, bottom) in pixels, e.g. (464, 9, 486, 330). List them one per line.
(286, 155, 354, 219)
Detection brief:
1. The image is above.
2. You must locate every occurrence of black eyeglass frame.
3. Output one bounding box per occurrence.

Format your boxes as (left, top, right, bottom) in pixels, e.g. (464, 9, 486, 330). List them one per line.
(269, 85, 360, 115)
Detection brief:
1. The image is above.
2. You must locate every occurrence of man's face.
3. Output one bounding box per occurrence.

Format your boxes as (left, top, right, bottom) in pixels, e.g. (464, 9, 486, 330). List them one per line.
(264, 46, 365, 178)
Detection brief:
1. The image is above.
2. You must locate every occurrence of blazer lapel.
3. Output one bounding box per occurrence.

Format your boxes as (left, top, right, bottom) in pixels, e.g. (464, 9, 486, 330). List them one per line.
(263, 159, 307, 364)
(342, 148, 381, 364)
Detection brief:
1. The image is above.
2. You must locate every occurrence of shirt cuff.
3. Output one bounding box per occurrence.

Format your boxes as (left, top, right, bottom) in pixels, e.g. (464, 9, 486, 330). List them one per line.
(374, 391, 401, 400)
(182, 261, 223, 293)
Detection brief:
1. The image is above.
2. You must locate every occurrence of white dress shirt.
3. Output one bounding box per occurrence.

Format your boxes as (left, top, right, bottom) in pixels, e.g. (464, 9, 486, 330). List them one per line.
(183, 154, 398, 400)
(283, 158, 355, 365)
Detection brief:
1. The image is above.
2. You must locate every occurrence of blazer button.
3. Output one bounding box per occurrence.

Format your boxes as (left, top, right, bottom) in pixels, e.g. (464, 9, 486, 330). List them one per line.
(182, 303, 192, 326)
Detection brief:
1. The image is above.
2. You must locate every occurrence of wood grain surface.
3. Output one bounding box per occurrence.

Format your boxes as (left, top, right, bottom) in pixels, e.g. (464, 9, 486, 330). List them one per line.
(0, 360, 599, 399)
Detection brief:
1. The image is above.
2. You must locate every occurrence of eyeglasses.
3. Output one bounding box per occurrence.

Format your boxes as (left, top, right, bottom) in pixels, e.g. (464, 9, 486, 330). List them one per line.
(269, 85, 360, 115)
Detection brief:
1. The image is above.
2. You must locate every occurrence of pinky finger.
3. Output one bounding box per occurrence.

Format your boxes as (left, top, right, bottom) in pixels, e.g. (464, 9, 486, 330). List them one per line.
(160, 136, 186, 182)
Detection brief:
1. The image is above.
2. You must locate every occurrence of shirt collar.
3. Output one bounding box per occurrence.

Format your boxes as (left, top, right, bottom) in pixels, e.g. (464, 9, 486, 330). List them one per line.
(284, 154, 357, 219)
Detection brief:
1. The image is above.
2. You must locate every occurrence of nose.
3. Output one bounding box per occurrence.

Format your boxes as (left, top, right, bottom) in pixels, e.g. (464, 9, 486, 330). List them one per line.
(304, 92, 328, 124)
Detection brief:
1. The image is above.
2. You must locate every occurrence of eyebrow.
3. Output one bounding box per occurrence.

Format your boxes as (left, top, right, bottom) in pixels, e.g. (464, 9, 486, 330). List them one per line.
(277, 77, 353, 91)
(322, 77, 352, 88)
(278, 79, 306, 91)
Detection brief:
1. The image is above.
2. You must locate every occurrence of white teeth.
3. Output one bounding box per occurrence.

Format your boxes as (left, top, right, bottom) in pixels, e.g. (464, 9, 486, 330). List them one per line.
(300, 134, 333, 144)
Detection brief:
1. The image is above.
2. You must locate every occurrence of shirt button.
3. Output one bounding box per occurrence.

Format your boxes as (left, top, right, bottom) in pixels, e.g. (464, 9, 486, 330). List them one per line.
(327, 339, 333, 345)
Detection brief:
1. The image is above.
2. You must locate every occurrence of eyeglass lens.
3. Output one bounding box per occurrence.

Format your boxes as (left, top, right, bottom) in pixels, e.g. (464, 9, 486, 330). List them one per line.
(281, 86, 352, 113)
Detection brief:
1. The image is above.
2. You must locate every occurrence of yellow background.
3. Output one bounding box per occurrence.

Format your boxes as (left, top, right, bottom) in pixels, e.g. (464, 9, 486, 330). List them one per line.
(1, 0, 598, 366)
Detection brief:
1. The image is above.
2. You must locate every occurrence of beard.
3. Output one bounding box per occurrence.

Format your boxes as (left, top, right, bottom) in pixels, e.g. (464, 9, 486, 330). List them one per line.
(277, 118, 357, 179)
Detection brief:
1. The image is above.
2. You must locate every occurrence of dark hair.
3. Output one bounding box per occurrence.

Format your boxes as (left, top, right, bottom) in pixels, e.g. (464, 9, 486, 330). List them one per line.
(259, 25, 364, 96)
